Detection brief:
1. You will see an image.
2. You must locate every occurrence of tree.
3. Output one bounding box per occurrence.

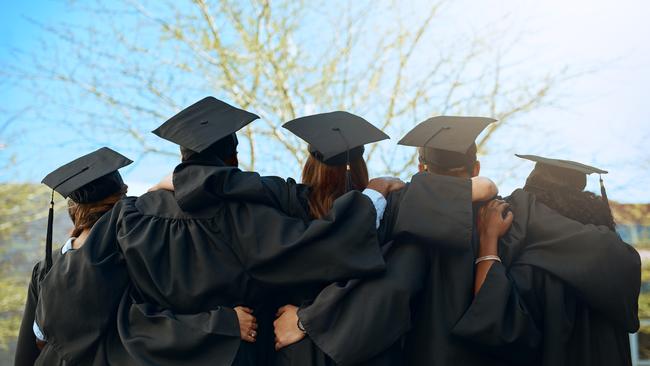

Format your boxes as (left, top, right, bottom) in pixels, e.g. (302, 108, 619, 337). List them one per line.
(3, 0, 572, 179)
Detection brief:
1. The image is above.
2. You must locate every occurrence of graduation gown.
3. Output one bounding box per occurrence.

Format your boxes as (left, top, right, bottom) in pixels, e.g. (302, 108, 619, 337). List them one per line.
(175, 166, 475, 365)
(451, 189, 641, 366)
(15, 255, 58, 366)
(33, 160, 386, 366)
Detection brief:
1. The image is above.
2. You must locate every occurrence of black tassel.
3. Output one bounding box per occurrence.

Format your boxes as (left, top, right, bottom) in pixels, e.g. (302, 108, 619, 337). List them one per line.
(45, 190, 54, 272)
(599, 174, 609, 206)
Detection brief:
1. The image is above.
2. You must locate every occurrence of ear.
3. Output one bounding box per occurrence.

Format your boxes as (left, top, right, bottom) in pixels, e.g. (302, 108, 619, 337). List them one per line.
(418, 163, 427, 173)
(471, 161, 481, 177)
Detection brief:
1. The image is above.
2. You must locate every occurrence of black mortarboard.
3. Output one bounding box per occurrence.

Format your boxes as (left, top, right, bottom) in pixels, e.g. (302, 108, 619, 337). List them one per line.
(516, 154, 609, 205)
(40, 147, 132, 273)
(283, 111, 389, 190)
(152, 97, 260, 159)
(398, 116, 496, 171)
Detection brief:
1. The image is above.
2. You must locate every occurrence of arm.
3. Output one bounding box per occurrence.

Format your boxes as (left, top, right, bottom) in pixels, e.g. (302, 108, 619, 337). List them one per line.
(391, 172, 474, 249)
(172, 162, 309, 217)
(452, 262, 543, 365)
(14, 265, 41, 366)
(228, 189, 387, 286)
(275, 241, 428, 364)
(474, 199, 514, 295)
(508, 189, 641, 332)
(471, 176, 498, 202)
(116, 292, 245, 366)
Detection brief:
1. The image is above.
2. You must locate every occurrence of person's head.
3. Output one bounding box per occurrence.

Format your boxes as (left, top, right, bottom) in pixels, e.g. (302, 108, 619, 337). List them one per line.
(301, 153, 369, 219)
(398, 116, 494, 179)
(522, 160, 615, 230)
(416, 144, 480, 178)
(283, 111, 388, 219)
(179, 133, 239, 167)
(68, 175, 128, 237)
(152, 96, 260, 167)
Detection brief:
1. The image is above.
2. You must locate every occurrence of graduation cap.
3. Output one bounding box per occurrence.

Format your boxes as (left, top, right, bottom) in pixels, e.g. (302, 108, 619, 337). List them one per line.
(152, 97, 260, 160)
(283, 111, 389, 191)
(516, 154, 609, 205)
(41, 147, 132, 272)
(398, 116, 496, 171)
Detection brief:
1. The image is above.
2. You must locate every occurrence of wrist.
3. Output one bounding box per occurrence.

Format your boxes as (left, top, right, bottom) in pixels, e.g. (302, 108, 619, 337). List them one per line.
(297, 317, 307, 334)
(478, 235, 498, 257)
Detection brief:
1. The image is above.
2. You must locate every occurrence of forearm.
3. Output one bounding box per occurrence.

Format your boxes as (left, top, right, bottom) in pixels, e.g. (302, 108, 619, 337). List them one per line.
(474, 234, 498, 295)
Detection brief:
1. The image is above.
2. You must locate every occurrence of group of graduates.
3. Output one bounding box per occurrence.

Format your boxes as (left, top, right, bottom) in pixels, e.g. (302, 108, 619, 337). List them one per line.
(14, 96, 641, 366)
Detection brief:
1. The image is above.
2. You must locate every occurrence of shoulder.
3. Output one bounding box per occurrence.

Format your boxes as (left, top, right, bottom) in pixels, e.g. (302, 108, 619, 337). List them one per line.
(134, 190, 223, 220)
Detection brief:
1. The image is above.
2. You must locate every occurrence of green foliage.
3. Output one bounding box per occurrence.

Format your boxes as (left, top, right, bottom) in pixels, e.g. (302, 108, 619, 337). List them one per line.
(0, 276, 29, 351)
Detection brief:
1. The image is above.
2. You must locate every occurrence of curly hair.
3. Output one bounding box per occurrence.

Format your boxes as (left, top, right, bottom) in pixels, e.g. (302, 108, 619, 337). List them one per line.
(523, 178, 616, 231)
(67, 185, 128, 237)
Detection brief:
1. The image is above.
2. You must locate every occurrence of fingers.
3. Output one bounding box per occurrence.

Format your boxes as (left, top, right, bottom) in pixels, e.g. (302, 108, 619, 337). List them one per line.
(504, 211, 514, 226)
(238, 306, 253, 314)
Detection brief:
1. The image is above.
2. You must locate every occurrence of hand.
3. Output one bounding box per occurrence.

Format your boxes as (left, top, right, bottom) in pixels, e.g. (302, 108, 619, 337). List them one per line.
(148, 173, 174, 192)
(273, 304, 305, 350)
(235, 306, 258, 343)
(367, 177, 406, 197)
(478, 199, 514, 243)
(470, 176, 498, 202)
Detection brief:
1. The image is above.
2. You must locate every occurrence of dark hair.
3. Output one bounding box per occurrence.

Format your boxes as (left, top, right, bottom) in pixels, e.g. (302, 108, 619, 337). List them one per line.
(524, 178, 616, 230)
(301, 154, 369, 219)
(180, 134, 238, 164)
(68, 185, 128, 237)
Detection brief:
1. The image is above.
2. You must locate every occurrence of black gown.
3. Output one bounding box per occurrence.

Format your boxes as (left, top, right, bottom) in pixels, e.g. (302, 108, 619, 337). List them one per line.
(32, 159, 387, 366)
(451, 189, 640, 366)
(15, 251, 63, 366)
(174, 165, 476, 365)
(295, 184, 640, 365)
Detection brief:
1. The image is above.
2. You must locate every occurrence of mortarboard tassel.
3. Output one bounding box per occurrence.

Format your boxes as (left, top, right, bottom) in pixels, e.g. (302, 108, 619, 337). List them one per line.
(45, 190, 54, 272)
(599, 174, 609, 206)
(333, 127, 353, 193)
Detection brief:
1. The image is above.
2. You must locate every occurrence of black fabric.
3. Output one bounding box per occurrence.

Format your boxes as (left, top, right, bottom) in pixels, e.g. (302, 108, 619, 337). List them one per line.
(15, 263, 44, 366)
(180, 134, 238, 163)
(397, 116, 494, 153)
(41, 147, 132, 199)
(450, 189, 640, 366)
(175, 167, 476, 366)
(309, 145, 364, 166)
(283, 111, 388, 163)
(152, 96, 259, 153)
(68, 171, 125, 204)
(33, 160, 385, 366)
(420, 143, 477, 170)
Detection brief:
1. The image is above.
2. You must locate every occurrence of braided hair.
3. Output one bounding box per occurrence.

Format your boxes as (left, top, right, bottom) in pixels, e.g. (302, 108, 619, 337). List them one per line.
(524, 177, 616, 231)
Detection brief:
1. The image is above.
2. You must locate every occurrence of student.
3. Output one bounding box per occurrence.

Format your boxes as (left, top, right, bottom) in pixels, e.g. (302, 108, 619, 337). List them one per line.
(166, 115, 500, 365)
(34, 97, 400, 366)
(14, 148, 132, 365)
(285, 117, 638, 366)
(463, 155, 640, 366)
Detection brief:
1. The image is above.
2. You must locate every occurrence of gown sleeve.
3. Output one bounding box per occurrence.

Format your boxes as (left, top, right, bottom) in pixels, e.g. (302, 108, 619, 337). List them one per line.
(297, 241, 428, 365)
(224, 189, 386, 286)
(506, 189, 641, 332)
(173, 162, 310, 220)
(390, 173, 473, 250)
(14, 263, 42, 366)
(116, 288, 242, 366)
(451, 262, 543, 365)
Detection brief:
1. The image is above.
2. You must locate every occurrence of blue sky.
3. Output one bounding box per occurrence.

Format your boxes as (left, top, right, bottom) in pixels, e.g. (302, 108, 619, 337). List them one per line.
(1, 0, 649, 202)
